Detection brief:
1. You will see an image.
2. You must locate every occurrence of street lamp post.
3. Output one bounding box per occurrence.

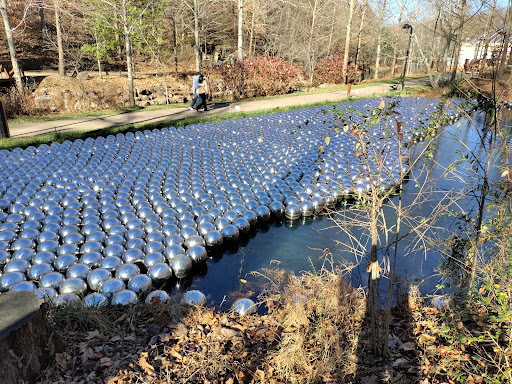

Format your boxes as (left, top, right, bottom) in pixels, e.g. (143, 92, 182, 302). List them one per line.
(402, 23, 413, 90)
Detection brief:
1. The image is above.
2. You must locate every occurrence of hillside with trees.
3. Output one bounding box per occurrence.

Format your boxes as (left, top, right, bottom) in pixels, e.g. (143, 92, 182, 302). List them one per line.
(0, 0, 509, 118)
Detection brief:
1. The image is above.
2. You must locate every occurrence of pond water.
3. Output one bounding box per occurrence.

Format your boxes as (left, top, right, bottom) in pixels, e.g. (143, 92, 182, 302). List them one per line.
(187, 107, 512, 310)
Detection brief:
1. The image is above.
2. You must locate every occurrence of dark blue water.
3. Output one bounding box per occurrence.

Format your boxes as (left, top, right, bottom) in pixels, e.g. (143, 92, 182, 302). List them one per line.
(178, 109, 512, 310)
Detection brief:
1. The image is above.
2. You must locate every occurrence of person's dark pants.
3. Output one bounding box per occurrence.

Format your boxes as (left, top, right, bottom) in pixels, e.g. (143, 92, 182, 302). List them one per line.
(197, 93, 208, 111)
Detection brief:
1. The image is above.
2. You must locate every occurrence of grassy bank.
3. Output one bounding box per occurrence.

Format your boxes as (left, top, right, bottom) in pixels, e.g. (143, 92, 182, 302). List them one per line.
(0, 85, 427, 151)
(7, 75, 426, 126)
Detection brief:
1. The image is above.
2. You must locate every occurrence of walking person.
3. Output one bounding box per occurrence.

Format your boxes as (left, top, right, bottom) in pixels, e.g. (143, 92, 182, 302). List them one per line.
(189, 71, 202, 110)
(196, 74, 209, 112)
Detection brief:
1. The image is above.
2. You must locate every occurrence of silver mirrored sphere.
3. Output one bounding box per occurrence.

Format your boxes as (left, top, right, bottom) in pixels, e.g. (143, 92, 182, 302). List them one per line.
(182, 290, 206, 305)
(112, 289, 138, 305)
(84, 292, 108, 307)
(232, 298, 257, 316)
(145, 290, 170, 304)
(127, 274, 152, 293)
(148, 263, 173, 284)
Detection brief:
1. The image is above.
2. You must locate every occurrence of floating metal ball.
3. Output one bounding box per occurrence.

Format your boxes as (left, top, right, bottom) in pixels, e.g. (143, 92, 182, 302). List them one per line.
(101, 256, 123, 272)
(243, 210, 258, 227)
(0, 271, 25, 292)
(185, 235, 205, 249)
(144, 252, 166, 268)
(84, 292, 108, 307)
(124, 248, 144, 264)
(12, 238, 35, 251)
(52, 293, 80, 306)
(187, 245, 207, 263)
(165, 245, 186, 260)
(4, 259, 30, 273)
(112, 289, 138, 305)
(182, 290, 206, 305)
(170, 254, 193, 279)
(198, 222, 216, 236)
(145, 241, 165, 254)
(147, 232, 165, 243)
(115, 263, 140, 282)
(27, 262, 53, 281)
(126, 238, 145, 250)
(100, 278, 126, 297)
(127, 274, 152, 293)
(87, 268, 112, 291)
(223, 224, 240, 243)
(58, 243, 79, 256)
(80, 252, 102, 268)
(54, 254, 78, 272)
(11, 281, 37, 292)
(232, 298, 257, 316)
(40, 271, 65, 290)
(205, 230, 223, 248)
(233, 217, 251, 235)
(104, 244, 125, 258)
(60, 277, 87, 295)
(67, 263, 91, 280)
(285, 203, 301, 220)
(300, 201, 314, 217)
(34, 287, 57, 301)
(145, 290, 170, 304)
(0, 250, 10, 265)
(11, 280, 37, 292)
(33, 251, 56, 265)
(148, 263, 173, 284)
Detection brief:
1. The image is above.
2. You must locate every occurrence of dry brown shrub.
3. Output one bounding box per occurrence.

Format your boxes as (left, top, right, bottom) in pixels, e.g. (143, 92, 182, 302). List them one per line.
(0, 85, 50, 118)
(258, 265, 366, 383)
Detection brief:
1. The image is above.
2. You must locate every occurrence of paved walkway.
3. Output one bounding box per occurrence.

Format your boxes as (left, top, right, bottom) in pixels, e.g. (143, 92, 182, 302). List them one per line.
(8, 78, 429, 138)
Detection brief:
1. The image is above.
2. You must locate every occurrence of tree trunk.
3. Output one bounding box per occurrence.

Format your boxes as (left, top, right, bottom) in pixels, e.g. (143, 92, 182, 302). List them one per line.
(98, 58, 103, 80)
(391, 0, 406, 77)
(248, 5, 255, 56)
(368, 201, 381, 355)
(55, 0, 65, 76)
(307, 0, 319, 84)
(114, 20, 122, 60)
(122, 3, 135, 106)
(450, 0, 467, 82)
(172, 17, 178, 75)
(374, 0, 387, 79)
(498, 0, 512, 76)
(0, 0, 24, 93)
(327, 5, 336, 55)
(38, 0, 47, 40)
(354, 0, 367, 64)
(238, 0, 243, 61)
(193, 0, 200, 71)
(343, 0, 355, 82)
(391, 37, 398, 77)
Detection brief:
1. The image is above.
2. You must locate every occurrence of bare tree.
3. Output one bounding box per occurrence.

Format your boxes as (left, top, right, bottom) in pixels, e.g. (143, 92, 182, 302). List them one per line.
(374, 0, 387, 79)
(450, 0, 467, 82)
(238, 0, 243, 61)
(54, 0, 65, 76)
(343, 0, 355, 82)
(0, 0, 30, 93)
(354, 0, 367, 64)
(498, 0, 512, 76)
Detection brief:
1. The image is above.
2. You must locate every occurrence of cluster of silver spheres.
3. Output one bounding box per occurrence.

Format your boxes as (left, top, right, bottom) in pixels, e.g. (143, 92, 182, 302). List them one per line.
(0, 97, 453, 306)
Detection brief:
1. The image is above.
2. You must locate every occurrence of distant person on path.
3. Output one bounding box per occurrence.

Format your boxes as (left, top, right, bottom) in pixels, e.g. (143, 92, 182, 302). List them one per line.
(189, 72, 203, 110)
(196, 74, 209, 112)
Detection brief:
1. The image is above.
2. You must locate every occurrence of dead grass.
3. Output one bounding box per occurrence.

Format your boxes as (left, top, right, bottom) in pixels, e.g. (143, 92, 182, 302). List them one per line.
(258, 266, 366, 383)
(41, 267, 366, 384)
